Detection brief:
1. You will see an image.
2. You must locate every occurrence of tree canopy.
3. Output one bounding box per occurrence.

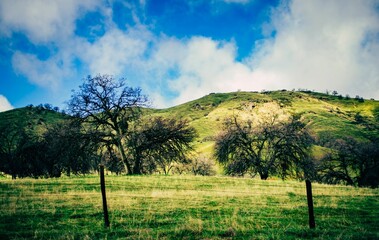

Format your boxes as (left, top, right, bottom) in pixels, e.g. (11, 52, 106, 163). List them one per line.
(128, 117, 197, 174)
(317, 137, 379, 187)
(215, 104, 314, 180)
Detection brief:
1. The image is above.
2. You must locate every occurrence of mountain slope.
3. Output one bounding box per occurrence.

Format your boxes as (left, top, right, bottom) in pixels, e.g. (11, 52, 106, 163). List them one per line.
(0, 105, 67, 136)
(149, 90, 379, 156)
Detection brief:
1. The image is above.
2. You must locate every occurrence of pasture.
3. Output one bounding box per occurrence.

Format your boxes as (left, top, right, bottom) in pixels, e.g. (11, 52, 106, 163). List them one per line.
(0, 175, 378, 239)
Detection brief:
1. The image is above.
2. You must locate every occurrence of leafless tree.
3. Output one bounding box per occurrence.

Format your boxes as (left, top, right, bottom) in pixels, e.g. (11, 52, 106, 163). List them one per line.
(68, 74, 148, 174)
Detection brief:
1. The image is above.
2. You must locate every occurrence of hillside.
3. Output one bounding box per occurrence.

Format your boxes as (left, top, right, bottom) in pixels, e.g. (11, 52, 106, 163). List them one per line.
(1, 90, 378, 157)
(148, 90, 379, 157)
(0, 105, 67, 136)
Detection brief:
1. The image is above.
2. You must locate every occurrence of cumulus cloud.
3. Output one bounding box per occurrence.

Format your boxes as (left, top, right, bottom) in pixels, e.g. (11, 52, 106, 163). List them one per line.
(0, 0, 100, 43)
(3, 0, 378, 109)
(12, 51, 70, 89)
(0, 95, 14, 112)
(148, 36, 255, 106)
(80, 26, 153, 76)
(1, 0, 102, 91)
(249, 0, 379, 98)
(170, 37, 254, 105)
(146, 0, 379, 106)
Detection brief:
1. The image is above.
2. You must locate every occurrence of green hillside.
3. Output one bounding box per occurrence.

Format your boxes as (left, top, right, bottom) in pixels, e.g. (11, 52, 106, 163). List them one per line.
(148, 90, 379, 156)
(0, 105, 66, 136)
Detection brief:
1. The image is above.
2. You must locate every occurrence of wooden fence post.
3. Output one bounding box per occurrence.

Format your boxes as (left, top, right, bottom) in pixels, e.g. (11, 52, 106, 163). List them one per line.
(99, 164, 110, 228)
(305, 180, 316, 229)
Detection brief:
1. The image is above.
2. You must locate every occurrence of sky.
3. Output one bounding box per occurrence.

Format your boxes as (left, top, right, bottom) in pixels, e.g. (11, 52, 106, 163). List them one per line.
(0, 0, 379, 112)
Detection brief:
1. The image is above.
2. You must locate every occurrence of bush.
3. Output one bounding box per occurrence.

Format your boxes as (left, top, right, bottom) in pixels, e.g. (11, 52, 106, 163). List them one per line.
(191, 155, 216, 176)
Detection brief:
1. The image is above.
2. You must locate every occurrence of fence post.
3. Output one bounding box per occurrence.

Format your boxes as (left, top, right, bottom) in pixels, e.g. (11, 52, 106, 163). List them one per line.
(305, 180, 315, 229)
(99, 164, 110, 228)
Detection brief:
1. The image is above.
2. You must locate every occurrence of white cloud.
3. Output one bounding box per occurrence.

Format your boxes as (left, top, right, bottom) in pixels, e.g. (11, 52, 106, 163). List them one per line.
(149, 36, 256, 106)
(148, 0, 379, 106)
(146, 0, 379, 107)
(80, 26, 153, 76)
(1, 0, 103, 92)
(3, 0, 378, 110)
(0, 95, 14, 112)
(248, 0, 379, 98)
(1, 0, 259, 108)
(12, 51, 70, 90)
(0, 0, 100, 43)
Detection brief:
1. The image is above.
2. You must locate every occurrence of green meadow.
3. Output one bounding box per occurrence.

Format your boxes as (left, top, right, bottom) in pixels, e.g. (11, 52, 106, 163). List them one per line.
(1, 175, 378, 239)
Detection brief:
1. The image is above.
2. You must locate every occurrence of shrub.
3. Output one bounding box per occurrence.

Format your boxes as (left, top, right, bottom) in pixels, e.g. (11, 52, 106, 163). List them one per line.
(191, 155, 216, 176)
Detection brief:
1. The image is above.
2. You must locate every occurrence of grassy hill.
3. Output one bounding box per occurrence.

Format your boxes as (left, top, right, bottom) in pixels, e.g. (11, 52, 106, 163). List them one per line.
(148, 90, 379, 157)
(0, 105, 67, 136)
(1, 90, 378, 158)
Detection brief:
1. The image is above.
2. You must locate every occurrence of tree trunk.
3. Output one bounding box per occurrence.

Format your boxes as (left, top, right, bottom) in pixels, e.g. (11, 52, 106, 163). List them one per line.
(116, 139, 132, 174)
(260, 172, 269, 180)
(346, 177, 354, 186)
(132, 153, 142, 175)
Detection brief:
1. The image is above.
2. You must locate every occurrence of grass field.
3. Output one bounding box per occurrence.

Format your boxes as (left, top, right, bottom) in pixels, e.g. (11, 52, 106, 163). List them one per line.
(1, 175, 378, 239)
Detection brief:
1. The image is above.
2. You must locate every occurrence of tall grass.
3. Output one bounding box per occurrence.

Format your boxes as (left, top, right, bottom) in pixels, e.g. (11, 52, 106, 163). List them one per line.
(1, 175, 378, 239)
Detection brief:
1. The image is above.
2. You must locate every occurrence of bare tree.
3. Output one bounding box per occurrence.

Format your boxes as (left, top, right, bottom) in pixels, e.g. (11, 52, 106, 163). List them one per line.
(68, 74, 148, 174)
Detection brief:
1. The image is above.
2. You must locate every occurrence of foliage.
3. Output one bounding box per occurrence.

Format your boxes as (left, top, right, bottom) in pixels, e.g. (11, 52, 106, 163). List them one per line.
(0, 120, 24, 179)
(0, 112, 56, 178)
(42, 120, 101, 176)
(373, 105, 379, 122)
(191, 154, 216, 176)
(0, 127, 35, 178)
(215, 105, 314, 180)
(0, 115, 101, 178)
(102, 146, 124, 175)
(127, 117, 197, 174)
(317, 137, 379, 187)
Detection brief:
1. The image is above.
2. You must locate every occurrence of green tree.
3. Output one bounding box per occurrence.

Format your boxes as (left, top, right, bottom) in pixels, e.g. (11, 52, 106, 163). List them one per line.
(42, 120, 101, 177)
(128, 117, 197, 174)
(215, 108, 313, 180)
(0, 118, 43, 178)
(317, 137, 379, 187)
(373, 106, 379, 123)
(0, 123, 23, 179)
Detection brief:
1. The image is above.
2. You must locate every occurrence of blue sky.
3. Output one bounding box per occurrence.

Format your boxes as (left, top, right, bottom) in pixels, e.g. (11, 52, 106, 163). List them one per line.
(1, 0, 379, 111)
